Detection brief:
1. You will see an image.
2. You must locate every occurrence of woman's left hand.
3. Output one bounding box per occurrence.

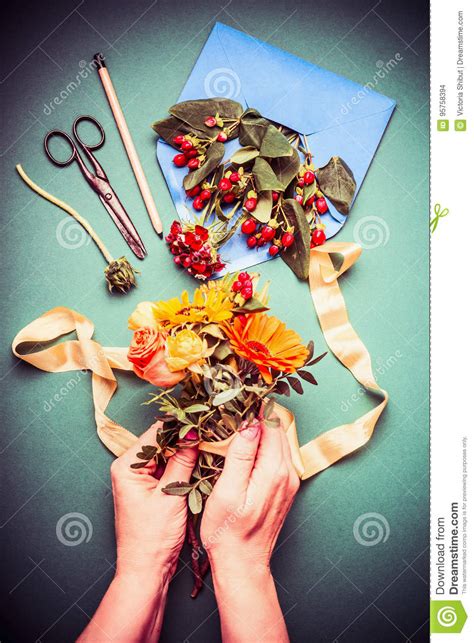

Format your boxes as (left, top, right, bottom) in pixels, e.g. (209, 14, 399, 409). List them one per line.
(111, 422, 198, 581)
(78, 424, 197, 642)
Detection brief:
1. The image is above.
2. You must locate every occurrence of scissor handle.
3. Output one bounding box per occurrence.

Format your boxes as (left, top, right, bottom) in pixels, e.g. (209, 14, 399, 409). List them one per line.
(44, 130, 77, 167)
(72, 115, 105, 152)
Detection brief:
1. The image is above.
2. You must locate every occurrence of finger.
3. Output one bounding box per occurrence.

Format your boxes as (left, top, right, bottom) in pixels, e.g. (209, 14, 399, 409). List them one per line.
(160, 444, 199, 486)
(216, 419, 262, 495)
(253, 416, 284, 477)
(111, 422, 161, 478)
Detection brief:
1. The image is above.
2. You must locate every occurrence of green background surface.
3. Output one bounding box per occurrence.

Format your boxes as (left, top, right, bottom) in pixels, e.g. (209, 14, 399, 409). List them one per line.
(0, 0, 429, 641)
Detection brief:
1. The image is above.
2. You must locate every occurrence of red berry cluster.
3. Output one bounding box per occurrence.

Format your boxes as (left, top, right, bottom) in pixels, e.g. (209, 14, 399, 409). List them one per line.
(231, 272, 253, 300)
(185, 183, 213, 211)
(165, 220, 225, 279)
(172, 135, 203, 171)
(240, 212, 295, 257)
(294, 167, 329, 247)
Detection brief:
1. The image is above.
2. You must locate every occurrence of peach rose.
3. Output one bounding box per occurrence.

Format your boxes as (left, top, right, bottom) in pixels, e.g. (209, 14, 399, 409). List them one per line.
(128, 301, 159, 331)
(128, 327, 185, 387)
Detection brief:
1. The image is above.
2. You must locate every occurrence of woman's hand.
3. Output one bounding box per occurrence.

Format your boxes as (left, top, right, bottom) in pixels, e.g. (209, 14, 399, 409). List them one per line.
(111, 422, 197, 580)
(201, 415, 300, 642)
(78, 423, 197, 642)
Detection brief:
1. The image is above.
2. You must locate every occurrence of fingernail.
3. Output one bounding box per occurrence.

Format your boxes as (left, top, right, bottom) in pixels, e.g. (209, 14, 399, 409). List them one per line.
(239, 419, 260, 441)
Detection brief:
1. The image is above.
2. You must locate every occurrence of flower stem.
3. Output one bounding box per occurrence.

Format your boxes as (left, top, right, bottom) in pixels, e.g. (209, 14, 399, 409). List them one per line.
(15, 164, 114, 264)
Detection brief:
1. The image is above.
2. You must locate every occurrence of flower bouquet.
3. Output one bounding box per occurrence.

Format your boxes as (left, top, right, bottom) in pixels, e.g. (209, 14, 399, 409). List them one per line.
(154, 98, 356, 280)
(127, 272, 324, 595)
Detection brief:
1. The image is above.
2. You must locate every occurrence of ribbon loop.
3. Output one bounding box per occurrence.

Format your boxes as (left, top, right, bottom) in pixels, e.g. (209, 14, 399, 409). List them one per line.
(11, 241, 387, 477)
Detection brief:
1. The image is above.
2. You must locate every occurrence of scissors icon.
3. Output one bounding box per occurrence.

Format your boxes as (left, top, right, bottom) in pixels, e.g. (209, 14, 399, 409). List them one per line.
(44, 115, 147, 259)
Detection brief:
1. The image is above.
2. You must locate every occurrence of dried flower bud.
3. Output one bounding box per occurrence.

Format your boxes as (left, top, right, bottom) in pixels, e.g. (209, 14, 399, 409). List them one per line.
(104, 257, 139, 293)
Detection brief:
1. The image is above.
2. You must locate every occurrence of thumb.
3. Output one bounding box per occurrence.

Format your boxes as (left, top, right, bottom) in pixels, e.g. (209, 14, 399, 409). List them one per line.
(218, 420, 262, 493)
(160, 444, 198, 486)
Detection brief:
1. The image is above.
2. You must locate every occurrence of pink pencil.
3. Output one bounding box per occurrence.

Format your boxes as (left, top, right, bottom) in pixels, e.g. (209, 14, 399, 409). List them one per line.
(94, 53, 163, 237)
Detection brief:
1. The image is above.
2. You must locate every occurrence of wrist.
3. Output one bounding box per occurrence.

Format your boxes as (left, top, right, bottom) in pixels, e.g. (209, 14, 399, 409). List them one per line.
(210, 552, 274, 596)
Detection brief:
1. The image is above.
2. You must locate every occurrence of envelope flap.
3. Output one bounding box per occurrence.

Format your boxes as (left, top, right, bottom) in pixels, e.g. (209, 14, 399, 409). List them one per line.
(214, 22, 395, 135)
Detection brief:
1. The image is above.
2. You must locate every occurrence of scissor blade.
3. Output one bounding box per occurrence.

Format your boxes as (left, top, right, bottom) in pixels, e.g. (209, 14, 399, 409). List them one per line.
(98, 194, 147, 259)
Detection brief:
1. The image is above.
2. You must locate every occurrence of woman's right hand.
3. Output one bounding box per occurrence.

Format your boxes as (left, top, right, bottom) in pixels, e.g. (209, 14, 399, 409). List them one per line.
(201, 415, 300, 642)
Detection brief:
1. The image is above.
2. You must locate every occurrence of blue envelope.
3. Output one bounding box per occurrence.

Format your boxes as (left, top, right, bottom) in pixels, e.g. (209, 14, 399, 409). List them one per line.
(156, 22, 396, 274)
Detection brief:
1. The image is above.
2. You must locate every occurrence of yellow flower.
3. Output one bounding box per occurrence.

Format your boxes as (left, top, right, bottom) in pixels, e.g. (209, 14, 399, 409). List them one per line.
(128, 301, 159, 330)
(154, 287, 233, 327)
(166, 329, 206, 372)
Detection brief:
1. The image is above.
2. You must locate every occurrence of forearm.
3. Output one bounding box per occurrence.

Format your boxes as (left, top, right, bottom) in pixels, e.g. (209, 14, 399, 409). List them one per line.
(77, 571, 169, 642)
(211, 561, 289, 643)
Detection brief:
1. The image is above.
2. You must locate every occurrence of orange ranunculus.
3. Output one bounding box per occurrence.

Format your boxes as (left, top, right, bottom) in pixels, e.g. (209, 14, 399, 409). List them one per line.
(128, 327, 185, 387)
(222, 314, 309, 384)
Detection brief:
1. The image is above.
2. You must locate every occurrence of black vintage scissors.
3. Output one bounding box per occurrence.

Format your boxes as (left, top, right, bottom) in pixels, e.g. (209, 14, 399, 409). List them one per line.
(44, 115, 147, 259)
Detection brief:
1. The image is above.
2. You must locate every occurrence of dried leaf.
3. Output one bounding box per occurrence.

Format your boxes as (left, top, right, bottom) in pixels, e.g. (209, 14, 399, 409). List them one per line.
(287, 376, 304, 394)
(317, 156, 356, 215)
(170, 99, 243, 138)
(212, 388, 242, 406)
(273, 380, 291, 396)
(185, 404, 211, 413)
(188, 488, 203, 514)
(297, 369, 318, 385)
(199, 479, 213, 495)
(161, 481, 193, 496)
(306, 351, 327, 367)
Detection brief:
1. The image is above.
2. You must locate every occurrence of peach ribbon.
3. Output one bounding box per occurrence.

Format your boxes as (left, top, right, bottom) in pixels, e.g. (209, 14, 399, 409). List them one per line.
(11, 242, 387, 479)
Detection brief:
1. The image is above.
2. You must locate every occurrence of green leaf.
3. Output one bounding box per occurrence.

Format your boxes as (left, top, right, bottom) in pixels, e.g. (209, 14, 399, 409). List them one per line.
(231, 146, 260, 165)
(251, 190, 273, 223)
(183, 142, 225, 191)
(161, 481, 193, 496)
(271, 148, 301, 189)
(317, 156, 356, 215)
(280, 199, 311, 279)
(238, 110, 269, 148)
(260, 126, 292, 158)
(199, 479, 213, 495)
(253, 157, 284, 192)
(239, 110, 292, 157)
(188, 488, 203, 514)
(212, 388, 242, 406)
(170, 99, 243, 138)
(297, 369, 318, 385)
(151, 115, 194, 147)
(185, 404, 211, 413)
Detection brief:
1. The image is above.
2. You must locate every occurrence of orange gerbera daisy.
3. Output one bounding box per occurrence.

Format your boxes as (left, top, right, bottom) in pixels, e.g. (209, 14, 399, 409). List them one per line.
(223, 313, 309, 383)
